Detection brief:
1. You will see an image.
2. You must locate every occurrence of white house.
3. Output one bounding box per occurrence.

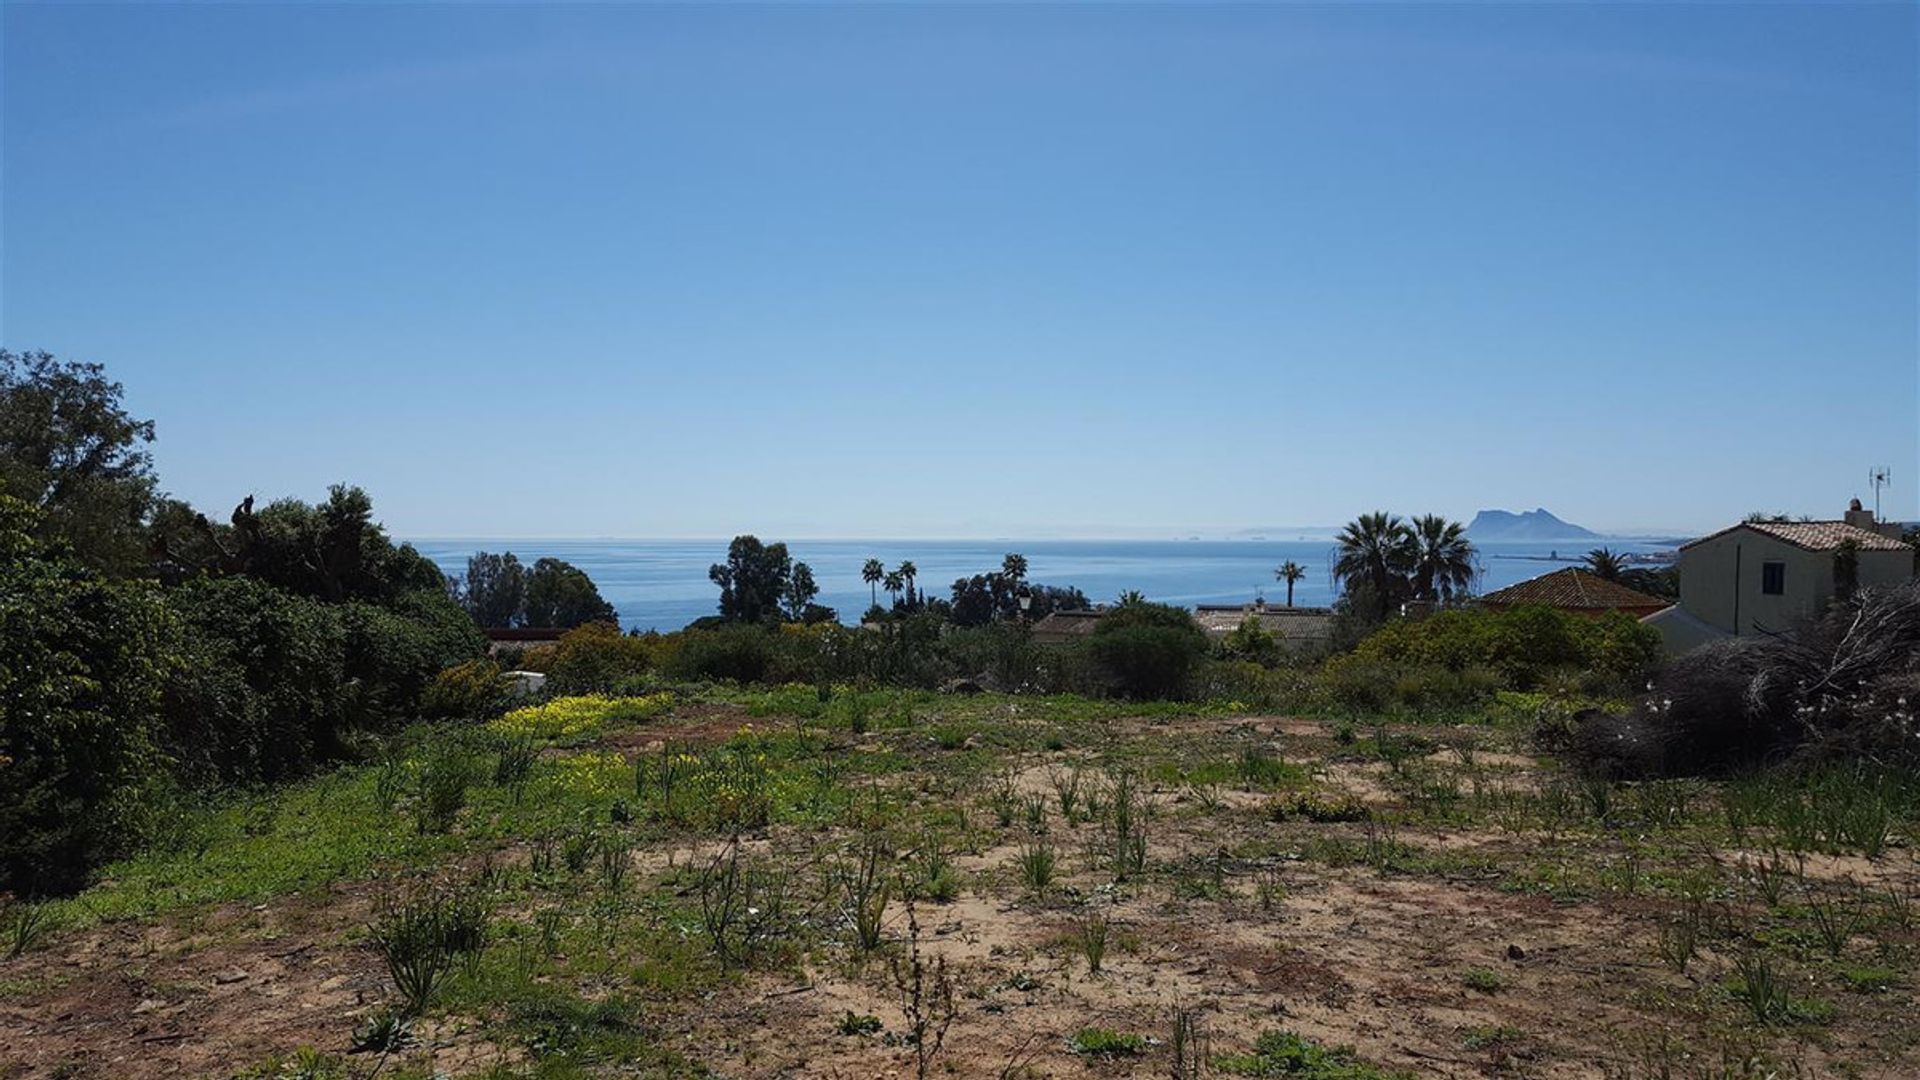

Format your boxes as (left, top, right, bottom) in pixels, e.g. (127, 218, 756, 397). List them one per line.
(1654, 500, 1912, 648)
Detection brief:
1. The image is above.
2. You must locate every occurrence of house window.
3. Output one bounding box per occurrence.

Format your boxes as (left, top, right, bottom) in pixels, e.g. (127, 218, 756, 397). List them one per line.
(1761, 562, 1785, 596)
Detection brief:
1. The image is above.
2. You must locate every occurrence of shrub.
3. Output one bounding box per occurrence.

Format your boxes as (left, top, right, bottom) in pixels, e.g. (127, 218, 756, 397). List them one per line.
(1350, 605, 1660, 693)
(1, 499, 177, 895)
(1216, 1029, 1410, 1078)
(545, 622, 654, 693)
(1087, 602, 1209, 700)
(669, 624, 780, 684)
(367, 884, 491, 1014)
(421, 659, 513, 720)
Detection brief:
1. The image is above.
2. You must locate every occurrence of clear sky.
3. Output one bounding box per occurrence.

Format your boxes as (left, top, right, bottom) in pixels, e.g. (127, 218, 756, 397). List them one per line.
(4, 2, 1915, 539)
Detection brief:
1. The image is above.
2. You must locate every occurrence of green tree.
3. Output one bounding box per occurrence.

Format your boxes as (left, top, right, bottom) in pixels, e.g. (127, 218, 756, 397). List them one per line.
(1274, 561, 1306, 607)
(0, 350, 157, 575)
(862, 557, 885, 608)
(709, 535, 793, 623)
(898, 560, 919, 607)
(524, 557, 616, 628)
(461, 551, 527, 627)
(1088, 601, 1209, 700)
(0, 496, 173, 894)
(1584, 548, 1624, 581)
(1334, 512, 1414, 618)
(784, 561, 821, 622)
(883, 569, 905, 609)
(1409, 514, 1476, 605)
(1001, 553, 1028, 582)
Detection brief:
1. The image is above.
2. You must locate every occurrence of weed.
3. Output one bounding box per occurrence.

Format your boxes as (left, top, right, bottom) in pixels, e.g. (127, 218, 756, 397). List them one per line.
(838, 836, 895, 952)
(597, 834, 632, 893)
(838, 1010, 883, 1036)
(493, 735, 539, 797)
(696, 836, 790, 968)
(367, 883, 490, 1014)
(1023, 792, 1049, 832)
(1049, 764, 1085, 823)
(1657, 905, 1702, 974)
(891, 902, 956, 1080)
(1216, 1029, 1408, 1079)
(1017, 840, 1056, 895)
(1069, 1028, 1147, 1057)
(3, 899, 56, 959)
(1268, 789, 1368, 823)
(1838, 965, 1895, 993)
(1801, 878, 1865, 959)
(1073, 909, 1110, 974)
(1729, 951, 1790, 1025)
(414, 748, 478, 834)
(348, 1010, 415, 1054)
(1461, 1025, 1526, 1052)
(1169, 1008, 1209, 1079)
(1257, 866, 1287, 912)
(1461, 967, 1505, 993)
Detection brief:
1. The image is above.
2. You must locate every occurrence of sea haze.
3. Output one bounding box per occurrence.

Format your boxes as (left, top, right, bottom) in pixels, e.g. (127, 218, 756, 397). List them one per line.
(408, 538, 1675, 633)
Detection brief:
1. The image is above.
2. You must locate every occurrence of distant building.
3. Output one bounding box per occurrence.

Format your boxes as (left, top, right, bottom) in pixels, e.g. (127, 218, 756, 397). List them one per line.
(483, 626, 567, 657)
(1192, 602, 1334, 654)
(1658, 500, 1914, 646)
(1029, 609, 1103, 646)
(1478, 568, 1669, 619)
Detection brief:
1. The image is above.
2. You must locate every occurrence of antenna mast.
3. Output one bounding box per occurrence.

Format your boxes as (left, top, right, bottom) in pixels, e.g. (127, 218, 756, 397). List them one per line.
(1869, 466, 1892, 520)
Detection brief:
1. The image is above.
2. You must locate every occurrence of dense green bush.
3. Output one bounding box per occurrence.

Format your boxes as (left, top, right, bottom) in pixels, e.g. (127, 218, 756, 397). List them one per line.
(421, 659, 514, 720)
(668, 623, 783, 684)
(1349, 605, 1660, 691)
(1087, 602, 1209, 700)
(0, 498, 174, 894)
(545, 622, 655, 693)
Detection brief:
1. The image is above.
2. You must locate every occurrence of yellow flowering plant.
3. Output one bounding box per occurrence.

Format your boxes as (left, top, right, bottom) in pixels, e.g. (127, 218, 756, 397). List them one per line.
(488, 692, 673, 742)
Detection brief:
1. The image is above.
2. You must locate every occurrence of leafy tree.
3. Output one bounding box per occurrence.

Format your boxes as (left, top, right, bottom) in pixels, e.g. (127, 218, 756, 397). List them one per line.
(461, 551, 527, 627)
(1087, 601, 1208, 699)
(1584, 548, 1624, 581)
(1334, 512, 1415, 619)
(709, 535, 793, 623)
(1409, 514, 1476, 604)
(0, 495, 173, 894)
(1275, 561, 1306, 607)
(0, 350, 157, 575)
(862, 558, 885, 609)
(524, 557, 616, 628)
(784, 561, 821, 622)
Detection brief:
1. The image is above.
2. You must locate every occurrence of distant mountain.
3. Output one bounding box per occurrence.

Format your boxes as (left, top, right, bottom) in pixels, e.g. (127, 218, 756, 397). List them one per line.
(1466, 508, 1601, 542)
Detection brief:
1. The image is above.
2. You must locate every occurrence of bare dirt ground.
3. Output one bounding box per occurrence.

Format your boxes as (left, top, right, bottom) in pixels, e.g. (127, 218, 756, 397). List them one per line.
(3, 706, 1915, 1080)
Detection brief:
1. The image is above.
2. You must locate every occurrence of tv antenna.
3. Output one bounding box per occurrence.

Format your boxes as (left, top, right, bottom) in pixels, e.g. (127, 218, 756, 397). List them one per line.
(1870, 466, 1892, 519)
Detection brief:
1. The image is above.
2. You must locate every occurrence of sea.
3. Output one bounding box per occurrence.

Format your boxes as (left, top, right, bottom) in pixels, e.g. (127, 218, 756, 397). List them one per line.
(407, 537, 1678, 633)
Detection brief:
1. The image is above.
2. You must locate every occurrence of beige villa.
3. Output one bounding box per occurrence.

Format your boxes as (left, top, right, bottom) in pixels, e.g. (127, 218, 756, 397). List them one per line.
(1645, 500, 1913, 652)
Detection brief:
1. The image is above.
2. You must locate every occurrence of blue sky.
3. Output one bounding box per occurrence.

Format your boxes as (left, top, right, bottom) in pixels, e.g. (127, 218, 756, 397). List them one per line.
(4, 3, 1914, 538)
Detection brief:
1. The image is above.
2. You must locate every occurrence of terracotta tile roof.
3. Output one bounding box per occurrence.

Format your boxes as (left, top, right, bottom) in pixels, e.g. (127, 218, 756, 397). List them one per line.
(1680, 520, 1910, 553)
(1479, 568, 1669, 611)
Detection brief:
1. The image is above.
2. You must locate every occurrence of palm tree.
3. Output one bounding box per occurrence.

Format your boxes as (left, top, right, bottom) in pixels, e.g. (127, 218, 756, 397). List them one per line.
(1409, 514, 1476, 604)
(1001, 553, 1028, 582)
(1116, 589, 1147, 607)
(883, 570, 904, 609)
(1583, 547, 1624, 581)
(862, 557, 885, 607)
(1334, 511, 1415, 618)
(1275, 560, 1306, 607)
(897, 560, 918, 606)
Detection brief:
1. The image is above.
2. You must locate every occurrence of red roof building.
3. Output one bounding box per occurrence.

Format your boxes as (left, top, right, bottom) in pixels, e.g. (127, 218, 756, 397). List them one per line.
(1478, 568, 1669, 618)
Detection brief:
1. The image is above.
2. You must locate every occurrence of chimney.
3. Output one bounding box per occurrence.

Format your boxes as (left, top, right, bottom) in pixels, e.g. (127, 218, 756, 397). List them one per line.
(1843, 497, 1901, 538)
(1845, 497, 1877, 531)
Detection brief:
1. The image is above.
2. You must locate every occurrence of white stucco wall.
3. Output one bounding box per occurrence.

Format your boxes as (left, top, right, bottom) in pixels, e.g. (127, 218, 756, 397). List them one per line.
(1678, 527, 1914, 636)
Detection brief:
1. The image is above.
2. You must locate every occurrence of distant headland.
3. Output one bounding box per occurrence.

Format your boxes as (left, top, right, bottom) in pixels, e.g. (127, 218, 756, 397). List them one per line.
(1465, 508, 1602, 542)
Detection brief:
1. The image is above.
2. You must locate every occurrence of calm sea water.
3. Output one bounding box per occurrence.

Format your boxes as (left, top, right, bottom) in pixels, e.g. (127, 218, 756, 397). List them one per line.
(408, 537, 1674, 633)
